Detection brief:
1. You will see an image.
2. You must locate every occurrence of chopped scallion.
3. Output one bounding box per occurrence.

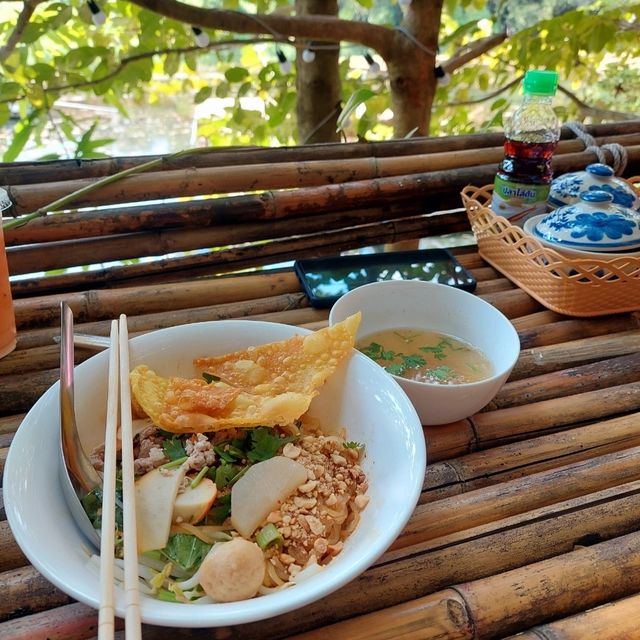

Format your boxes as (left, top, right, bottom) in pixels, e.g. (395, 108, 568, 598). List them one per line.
(160, 456, 188, 469)
(255, 523, 283, 550)
(190, 466, 209, 489)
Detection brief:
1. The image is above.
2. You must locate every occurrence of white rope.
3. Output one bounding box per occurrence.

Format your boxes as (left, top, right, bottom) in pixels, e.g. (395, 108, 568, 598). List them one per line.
(565, 121, 628, 175)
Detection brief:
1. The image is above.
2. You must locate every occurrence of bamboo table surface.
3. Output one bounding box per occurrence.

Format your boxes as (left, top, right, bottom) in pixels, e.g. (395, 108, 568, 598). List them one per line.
(2, 247, 640, 640)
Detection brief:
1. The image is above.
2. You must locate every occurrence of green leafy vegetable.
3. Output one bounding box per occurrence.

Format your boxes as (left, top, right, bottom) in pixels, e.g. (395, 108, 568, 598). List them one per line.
(208, 494, 232, 524)
(213, 462, 244, 490)
(202, 372, 220, 384)
(427, 365, 455, 381)
(343, 441, 363, 449)
(162, 435, 186, 461)
(161, 533, 212, 572)
(247, 427, 296, 463)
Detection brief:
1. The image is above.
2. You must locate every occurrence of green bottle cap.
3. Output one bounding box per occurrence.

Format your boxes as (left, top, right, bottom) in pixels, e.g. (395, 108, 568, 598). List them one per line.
(523, 70, 558, 96)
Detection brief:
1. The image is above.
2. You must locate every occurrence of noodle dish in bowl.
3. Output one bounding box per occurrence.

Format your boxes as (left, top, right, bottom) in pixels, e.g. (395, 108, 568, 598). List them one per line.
(4, 316, 425, 627)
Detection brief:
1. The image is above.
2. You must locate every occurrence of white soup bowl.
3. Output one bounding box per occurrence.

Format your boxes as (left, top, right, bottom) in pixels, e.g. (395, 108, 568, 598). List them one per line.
(329, 280, 520, 425)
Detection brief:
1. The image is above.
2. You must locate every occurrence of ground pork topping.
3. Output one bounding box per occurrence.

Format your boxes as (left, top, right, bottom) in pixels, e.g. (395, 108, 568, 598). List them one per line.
(185, 433, 217, 471)
(133, 426, 168, 475)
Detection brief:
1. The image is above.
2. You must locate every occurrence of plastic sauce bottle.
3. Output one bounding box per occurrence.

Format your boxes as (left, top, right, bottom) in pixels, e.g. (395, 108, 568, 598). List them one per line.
(491, 69, 560, 225)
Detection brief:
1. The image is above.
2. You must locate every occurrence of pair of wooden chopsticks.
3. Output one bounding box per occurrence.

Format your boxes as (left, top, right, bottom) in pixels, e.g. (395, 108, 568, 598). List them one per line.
(98, 315, 141, 640)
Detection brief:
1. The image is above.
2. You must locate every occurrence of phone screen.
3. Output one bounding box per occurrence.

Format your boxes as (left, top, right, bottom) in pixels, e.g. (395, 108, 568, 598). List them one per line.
(294, 249, 476, 307)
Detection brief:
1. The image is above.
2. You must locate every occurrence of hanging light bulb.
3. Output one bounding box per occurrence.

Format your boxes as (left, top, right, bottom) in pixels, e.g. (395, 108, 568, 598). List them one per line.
(276, 49, 292, 74)
(302, 48, 316, 63)
(434, 65, 450, 86)
(87, 0, 106, 26)
(364, 52, 380, 74)
(191, 26, 210, 48)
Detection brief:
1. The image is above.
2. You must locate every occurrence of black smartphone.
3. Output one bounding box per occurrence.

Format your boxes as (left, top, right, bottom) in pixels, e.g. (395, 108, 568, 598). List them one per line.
(294, 248, 477, 308)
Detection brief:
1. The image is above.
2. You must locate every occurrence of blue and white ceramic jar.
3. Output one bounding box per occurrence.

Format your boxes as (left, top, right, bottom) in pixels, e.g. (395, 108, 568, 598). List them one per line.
(549, 163, 640, 210)
(533, 190, 640, 252)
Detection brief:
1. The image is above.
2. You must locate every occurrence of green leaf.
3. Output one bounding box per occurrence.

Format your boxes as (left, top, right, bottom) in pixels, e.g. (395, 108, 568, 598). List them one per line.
(214, 462, 244, 490)
(3, 119, 35, 162)
(164, 53, 180, 76)
(208, 494, 231, 524)
(225, 66, 249, 83)
(162, 435, 186, 461)
(247, 428, 296, 463)
(194, 86, 213, 104)
(0, 82, 23, 101)
(336, 88, 375, 131)
(161, 534, 212, 572)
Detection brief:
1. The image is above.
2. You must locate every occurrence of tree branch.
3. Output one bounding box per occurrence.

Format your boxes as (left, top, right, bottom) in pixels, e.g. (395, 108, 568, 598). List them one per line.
(0, 0, 45, 63)
(0, 38, 282, 105)
(440, 32, 507, 75)
(557, 84, 638, 121)
(442, 75, 522, 107)
(128, 0, 395, 57)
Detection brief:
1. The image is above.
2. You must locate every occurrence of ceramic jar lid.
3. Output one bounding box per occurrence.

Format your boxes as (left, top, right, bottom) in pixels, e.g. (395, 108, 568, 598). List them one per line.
(549, 163, 640, 210)
(533, 190, 640, 252)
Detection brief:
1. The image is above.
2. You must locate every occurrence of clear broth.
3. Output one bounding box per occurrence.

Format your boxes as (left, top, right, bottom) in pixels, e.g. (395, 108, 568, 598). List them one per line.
(357, 327, 493, 385)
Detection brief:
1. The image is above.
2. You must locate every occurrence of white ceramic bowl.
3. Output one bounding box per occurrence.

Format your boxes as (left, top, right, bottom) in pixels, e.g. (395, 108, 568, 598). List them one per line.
(329, 280, 520, 425)
(3, 320, 425, 627)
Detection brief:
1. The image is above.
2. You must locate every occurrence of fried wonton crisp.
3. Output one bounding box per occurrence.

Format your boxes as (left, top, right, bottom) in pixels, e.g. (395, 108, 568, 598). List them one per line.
(129, 313, 361, 433)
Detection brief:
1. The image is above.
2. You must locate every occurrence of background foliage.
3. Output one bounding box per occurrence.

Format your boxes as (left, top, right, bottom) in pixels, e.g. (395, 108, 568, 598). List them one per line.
(0, 0, 638, 161)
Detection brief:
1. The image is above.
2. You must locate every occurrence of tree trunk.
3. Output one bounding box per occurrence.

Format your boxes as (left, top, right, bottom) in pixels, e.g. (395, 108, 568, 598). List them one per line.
(387, 0, 444, 138)
(295, 0, 341, 144)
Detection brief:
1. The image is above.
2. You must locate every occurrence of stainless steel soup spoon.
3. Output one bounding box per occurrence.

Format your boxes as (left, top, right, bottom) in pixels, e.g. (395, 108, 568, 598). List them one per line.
(59, 301, 101, 548)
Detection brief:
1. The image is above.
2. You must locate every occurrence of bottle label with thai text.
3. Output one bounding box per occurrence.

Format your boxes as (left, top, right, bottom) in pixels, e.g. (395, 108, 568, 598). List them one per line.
(491, 175, 550, 225)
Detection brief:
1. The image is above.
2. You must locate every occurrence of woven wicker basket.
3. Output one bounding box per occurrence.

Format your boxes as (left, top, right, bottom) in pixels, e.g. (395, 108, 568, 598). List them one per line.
(461, 180, 640, 317)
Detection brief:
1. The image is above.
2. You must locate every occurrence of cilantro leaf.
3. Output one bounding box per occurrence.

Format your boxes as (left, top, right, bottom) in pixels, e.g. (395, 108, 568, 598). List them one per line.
(428, 365, 455, 381)
(402, 354, 426, 369)
(213, 462, 244, 490)
(162, 435, 186, 461)
(247, 427, 296, 462)
(386, 362, 407, 376)
(343, 441, 363, 449)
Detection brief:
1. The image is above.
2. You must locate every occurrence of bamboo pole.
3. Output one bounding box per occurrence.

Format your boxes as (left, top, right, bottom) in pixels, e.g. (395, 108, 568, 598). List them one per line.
(510, 330, 640, 380)
(13, 271, 301, 329)
(2, 121, 637, 185)
(286, 590, 473, 640)
(489, 352, 640, 410)
(0, 565, 74, 620)
(517, 313, 640, 349)
(456, 530, 640, 638)
(290, 525, 640, 640)
(424, 412, 640, 491)
(0, 522, 27, 573)
(0, 414, 23, 436)
(402, 445, 640, 547)
(5, 144, 640, 217)
(510, 310, 564, 331)
(1, 293, 314, 376)
(6, 202, 439, 276)
(9, 210, 471, 297)
(509, 594, 640, 640)
(0, 602, 124, 640)
(3, 177, 464, 246)
(4, 132, 639, 246)
(470, 381, 640, 448)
